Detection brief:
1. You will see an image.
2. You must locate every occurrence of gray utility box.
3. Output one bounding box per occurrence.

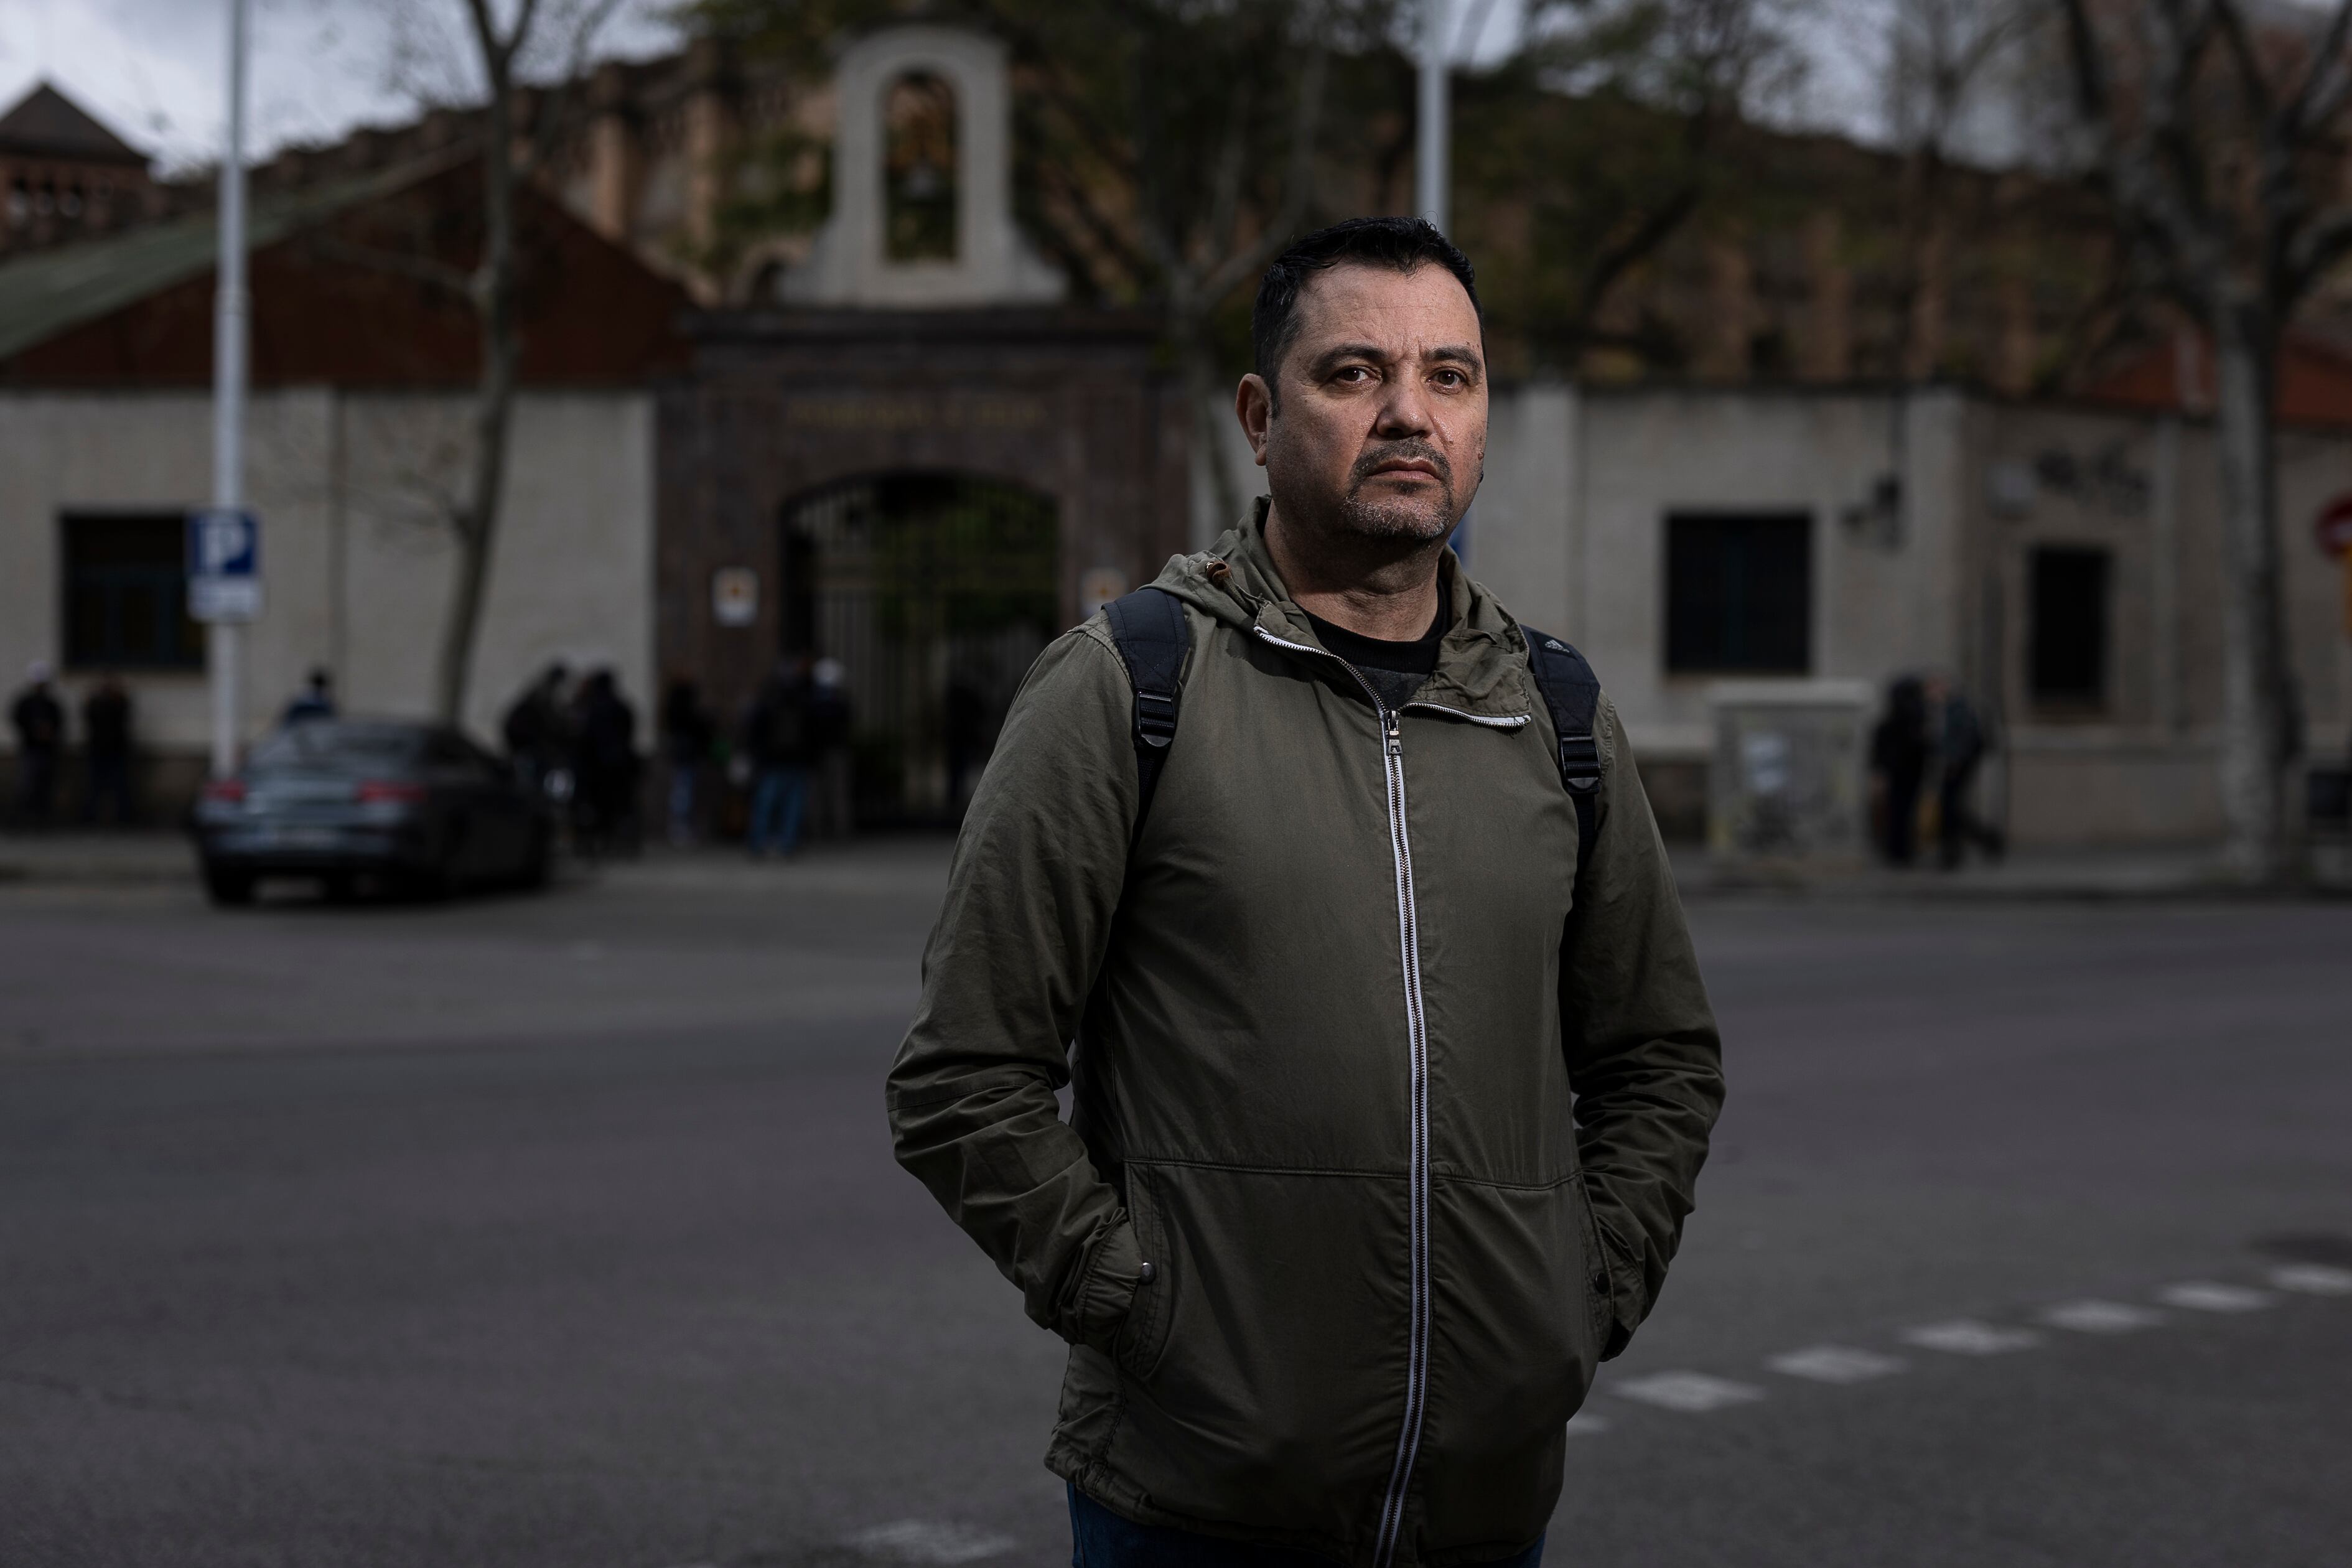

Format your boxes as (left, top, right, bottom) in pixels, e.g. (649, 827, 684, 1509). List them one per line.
(1707, 680, 1875, 873)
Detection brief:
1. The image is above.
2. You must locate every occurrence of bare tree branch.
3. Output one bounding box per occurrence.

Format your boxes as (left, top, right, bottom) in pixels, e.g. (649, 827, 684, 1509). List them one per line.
(2210, 0, 2275, 123)
(1200, 40, 1328, 303)
(2284, 202, 2352, 299)
(1575, 182, 1702, 332)
(520, 0, 630, 182)
(2056, 0, 2111, 120)
(2283, 0, 2352, 136)
(1202, 85, 1254, 279)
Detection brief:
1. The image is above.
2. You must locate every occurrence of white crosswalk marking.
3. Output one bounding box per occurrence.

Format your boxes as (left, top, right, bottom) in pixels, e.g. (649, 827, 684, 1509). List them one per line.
(1900, 1319, 2043, 1355)
(1610, 1371, 1766, 1412)
(842, 1521, 1016, 1564)
(1576, 1262, 2344, 1437)
(2040, 1299, 2166, 1333)
(2157, 1281, 2272, 1312)
(2269, 1263, 2352, 1295)
(1766, 1345, 1907, 1383)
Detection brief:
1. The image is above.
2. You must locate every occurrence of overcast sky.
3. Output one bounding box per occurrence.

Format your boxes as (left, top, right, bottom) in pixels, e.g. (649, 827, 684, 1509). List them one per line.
(0, 0, 1877, 177)
(0, 0, 682, 173)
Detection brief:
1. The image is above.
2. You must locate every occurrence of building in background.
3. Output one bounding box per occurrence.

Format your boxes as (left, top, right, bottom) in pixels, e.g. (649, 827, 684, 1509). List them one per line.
(0, 150, 686, 809)
(0, 27, 1184, 828)
(2, 20, 2346, 847)
(0, 82, 165, 258)
(1460, 379, 2352, 849)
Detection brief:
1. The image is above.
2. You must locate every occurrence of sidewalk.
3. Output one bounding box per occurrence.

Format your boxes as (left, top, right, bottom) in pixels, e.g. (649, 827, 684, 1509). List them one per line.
(0, 829, 195, 884)
(1671, 841, 2352, 900)
(0, 829, 957, 898)
(5, 828, 2344, 900)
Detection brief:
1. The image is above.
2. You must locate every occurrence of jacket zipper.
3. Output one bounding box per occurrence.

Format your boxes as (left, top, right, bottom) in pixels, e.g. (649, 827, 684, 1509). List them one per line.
(1252, 627, 1431, 1567)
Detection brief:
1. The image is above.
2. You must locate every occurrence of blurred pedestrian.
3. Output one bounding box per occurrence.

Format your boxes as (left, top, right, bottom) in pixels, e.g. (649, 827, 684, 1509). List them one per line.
(282, 667, 336, 724)
(742, 655, 813, 857)
(660, 676, 714, 846)
(1925, 674, 2004, 869)
(9, 660, 66, 828)
(1870, 675, 1930, 866)
(81, 674, 134, 826)
(571, 669, 640, 857)
(502, 663, 574, 803)
(810, 657, 854, 839)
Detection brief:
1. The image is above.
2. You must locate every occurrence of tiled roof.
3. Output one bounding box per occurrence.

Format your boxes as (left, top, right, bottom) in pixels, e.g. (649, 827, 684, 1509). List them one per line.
(0, 82, 147, 165)
(0, 151, 462, 362)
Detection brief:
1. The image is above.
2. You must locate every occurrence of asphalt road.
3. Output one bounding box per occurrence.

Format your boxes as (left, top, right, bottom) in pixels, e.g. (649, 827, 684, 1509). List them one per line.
(1, 847, 2347, 1568)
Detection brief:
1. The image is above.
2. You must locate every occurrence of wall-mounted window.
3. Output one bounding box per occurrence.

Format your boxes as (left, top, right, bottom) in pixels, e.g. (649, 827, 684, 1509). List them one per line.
(2028, 545, 2109, 711)
(1664, 511, 1813, 674)
(62, 512, 203, 671)
(884, 71, 958, 261)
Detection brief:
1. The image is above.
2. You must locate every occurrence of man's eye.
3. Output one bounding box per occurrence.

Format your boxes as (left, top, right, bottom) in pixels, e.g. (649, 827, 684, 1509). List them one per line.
(1432, 370, 1465, 388)
(1333, 366, 1372, 384)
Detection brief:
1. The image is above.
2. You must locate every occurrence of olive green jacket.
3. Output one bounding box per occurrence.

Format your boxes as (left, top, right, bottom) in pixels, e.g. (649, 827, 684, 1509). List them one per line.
(887, 507, 1724, 1566)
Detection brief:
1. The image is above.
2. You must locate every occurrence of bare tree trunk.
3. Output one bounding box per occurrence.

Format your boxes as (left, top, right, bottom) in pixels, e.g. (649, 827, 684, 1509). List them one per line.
(2208, 301, 2301, 881)
(1130, 18, 1326, 547)
(434, 2, 528, 727)
(435, 292, 518, 726)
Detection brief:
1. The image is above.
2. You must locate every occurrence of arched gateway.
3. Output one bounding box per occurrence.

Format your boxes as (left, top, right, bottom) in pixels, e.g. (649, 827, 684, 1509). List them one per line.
(783, 472, 1058, 822)
(656, 24, 1188, 827)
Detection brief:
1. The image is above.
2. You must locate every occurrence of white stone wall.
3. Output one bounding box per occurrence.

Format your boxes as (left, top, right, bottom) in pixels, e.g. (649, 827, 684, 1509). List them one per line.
(1465, 383, 2352, 849)
(0, 388, 655, 759)
(1469, 385, 1967, 762)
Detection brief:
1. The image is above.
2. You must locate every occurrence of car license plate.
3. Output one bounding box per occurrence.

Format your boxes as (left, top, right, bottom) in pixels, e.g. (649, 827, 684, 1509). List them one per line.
(255, 825, 342, 850)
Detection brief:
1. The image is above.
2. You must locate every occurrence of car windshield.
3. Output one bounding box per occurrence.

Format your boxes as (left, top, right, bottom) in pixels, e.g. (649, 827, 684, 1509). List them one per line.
(247, 722, 427, 775)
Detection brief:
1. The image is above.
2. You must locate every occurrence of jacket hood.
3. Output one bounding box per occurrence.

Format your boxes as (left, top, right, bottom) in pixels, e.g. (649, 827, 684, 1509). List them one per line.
(1147, 497, 1534, 721)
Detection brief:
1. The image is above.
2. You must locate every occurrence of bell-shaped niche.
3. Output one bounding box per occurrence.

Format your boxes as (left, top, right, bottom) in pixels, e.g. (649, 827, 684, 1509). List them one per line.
(783, 25, 1066, 307)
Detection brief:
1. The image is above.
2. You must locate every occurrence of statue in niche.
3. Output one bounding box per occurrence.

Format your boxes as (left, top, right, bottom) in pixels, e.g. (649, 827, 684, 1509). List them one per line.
(782, 23, 1063, 308)
(885, 72, 958, 263)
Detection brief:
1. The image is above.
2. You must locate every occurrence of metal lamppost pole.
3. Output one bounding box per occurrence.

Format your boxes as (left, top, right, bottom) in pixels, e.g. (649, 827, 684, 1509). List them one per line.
(1419, 0, 1467, 561)
(208, 0, 250, 779)
(1417, 0, 1450, 233)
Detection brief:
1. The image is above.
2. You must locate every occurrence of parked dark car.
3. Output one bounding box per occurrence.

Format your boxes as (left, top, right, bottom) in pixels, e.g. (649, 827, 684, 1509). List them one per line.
(191, 719, 551, 905)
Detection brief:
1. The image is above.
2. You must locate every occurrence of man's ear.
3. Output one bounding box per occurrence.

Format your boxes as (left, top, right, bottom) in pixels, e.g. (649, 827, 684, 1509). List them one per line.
(1236, 373, 1274, 468)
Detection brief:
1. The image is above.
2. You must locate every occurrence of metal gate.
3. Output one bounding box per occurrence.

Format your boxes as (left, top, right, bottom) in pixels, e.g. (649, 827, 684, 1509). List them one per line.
(782, 473, 1059, 824)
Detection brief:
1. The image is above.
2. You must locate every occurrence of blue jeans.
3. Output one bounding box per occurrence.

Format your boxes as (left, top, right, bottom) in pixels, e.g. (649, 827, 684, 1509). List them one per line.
(666, 760, 700, 842)
(748, 765, 808, 855)
(1069, 1486, 1543, 1567)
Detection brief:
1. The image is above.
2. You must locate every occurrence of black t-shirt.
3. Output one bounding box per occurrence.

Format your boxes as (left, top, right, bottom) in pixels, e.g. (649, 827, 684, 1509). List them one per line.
(1304, 600, 1448, 712)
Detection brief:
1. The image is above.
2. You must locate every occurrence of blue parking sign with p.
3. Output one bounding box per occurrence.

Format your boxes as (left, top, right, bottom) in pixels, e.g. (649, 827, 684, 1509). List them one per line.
(187, 509, 262, 622)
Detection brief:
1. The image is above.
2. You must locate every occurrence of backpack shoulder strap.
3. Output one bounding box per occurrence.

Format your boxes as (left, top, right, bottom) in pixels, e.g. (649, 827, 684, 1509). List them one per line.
(1101, 586, 1190, 834)
(1519, 624, 1605, 869)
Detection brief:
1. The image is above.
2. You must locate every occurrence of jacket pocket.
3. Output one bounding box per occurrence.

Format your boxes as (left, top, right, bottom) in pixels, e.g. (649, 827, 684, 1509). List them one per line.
(1572, 1170, 1618, 1353)
(1414, 1175, 1605, 1548)
(1112, 1164, 1176, 1382)
(1108, 1160, 1409, 1548)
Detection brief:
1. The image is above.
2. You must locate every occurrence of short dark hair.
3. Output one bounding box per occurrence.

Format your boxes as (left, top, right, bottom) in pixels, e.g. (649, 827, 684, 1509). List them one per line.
(1251, 217, 1482, 393)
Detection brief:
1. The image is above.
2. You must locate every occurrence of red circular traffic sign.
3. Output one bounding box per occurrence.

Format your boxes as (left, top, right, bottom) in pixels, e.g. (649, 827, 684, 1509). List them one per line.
(2320, 493, 2352, 558)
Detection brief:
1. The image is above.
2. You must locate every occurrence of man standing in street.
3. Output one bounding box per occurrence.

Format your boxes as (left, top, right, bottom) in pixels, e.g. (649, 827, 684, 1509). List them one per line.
(282, 667, 336, 726)
(10, 661, 67, 828)
(742, 655, 814, 858)
(80, 674, 135, 826)
(888, 219, 1723, 1567)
